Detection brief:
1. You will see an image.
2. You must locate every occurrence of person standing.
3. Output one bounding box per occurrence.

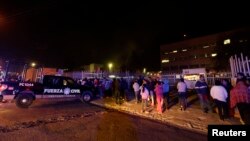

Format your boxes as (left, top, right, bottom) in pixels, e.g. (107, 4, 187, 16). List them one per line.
(140, 84, 149, 113)
(148, 78, 156, 106)
(210, 80, 228, 120)
(221, 79, 233, 117)
(230, 75, 250, 124)
(133, 79, 140, 103)
(177, 78, 187, 111)
(142, 79, 154, 106)
(113, 78, 121, 104)
(162, 79, 170, 109)
(195, 75, 212, 113)
(120, 78, 128, 101)
(154, 81, 164, 114)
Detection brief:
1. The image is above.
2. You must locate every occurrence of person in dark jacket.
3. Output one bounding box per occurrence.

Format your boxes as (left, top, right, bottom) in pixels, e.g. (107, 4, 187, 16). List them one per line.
(113, 78, 121, 104)
(195, 75, 212, 113)
(221, 79, 233, 117)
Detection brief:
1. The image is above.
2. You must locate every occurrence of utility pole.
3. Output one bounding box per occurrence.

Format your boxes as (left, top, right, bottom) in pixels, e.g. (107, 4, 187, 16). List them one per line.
(21, 63, 28, 81)
(4, 60, 10, 81)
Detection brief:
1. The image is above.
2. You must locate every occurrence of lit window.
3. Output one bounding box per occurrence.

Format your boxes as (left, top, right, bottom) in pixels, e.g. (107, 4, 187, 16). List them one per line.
(203, 45, 209, 48)
(224, 39, 230, 45)
(211, 53, 217, 57)
(161, 59, 170, 63)
(164, 52, 169, 54)
(173, 50, 178, 53)
(205, 54, 208, 58)
(182, 49, 187, 52)
(194, 55, 197, 59)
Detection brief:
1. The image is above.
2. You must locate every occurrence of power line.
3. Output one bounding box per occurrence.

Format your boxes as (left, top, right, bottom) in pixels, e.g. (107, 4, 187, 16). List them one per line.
(4, 1, 59, 24)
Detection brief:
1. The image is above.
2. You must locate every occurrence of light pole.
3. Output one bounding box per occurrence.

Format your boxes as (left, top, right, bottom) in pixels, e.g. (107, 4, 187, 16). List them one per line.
(143, 68, 146, 74)
(3, 60, 9, 82)
(30, 62, 37, 82)
(31, 62, 36, 67)
(108, 63, 113, 73)
(21, 64, 28, 81)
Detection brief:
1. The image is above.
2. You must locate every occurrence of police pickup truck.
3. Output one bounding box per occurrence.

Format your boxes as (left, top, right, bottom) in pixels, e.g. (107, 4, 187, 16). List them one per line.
(0, 75, 93, 108)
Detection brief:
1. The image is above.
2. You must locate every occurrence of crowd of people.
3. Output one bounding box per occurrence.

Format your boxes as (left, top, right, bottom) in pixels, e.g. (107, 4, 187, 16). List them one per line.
(132, 78, 170, 114)
(78, 76, 170, 114)
(175, 73, 250, 124)
(177, 73, 250, 124)
(77, 73, 250, 125)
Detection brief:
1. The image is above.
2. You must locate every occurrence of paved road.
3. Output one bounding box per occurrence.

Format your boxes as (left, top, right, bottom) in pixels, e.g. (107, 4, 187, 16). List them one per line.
(0, 99, 206, 141)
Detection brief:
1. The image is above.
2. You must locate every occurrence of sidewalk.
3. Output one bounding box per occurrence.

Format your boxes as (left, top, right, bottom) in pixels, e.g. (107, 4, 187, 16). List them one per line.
(90, 95, 242, 134)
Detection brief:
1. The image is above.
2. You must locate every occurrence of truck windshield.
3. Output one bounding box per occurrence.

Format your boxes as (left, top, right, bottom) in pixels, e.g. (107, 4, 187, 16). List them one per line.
(63, 78, 75, 86)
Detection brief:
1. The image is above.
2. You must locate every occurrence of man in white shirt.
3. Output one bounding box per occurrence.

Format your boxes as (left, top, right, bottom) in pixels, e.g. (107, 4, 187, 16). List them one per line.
(177, 78, 187, 111)
(210, 80, 228, 120)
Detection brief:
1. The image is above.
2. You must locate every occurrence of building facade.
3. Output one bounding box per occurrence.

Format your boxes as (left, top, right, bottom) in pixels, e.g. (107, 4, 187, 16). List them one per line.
(160, 28, 250, 73)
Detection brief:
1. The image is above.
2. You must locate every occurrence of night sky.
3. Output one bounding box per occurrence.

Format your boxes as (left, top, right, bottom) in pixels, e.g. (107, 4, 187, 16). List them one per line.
(0, 1, 249, 71)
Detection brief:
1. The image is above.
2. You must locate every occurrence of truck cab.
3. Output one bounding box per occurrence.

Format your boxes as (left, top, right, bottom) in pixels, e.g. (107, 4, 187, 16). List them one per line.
(0, 75, 94, 108)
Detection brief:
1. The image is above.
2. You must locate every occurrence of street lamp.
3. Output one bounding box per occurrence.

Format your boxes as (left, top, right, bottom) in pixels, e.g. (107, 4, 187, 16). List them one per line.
(31, 62, 36, 67)
(108, 63, 113, 72)
(143, 68, 146, 73)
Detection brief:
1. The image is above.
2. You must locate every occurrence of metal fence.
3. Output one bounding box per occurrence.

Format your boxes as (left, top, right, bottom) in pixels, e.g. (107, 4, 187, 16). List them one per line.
(161, 74, 232, 88)
(230, 53, 250, 77)
(63, 71, 233, 89)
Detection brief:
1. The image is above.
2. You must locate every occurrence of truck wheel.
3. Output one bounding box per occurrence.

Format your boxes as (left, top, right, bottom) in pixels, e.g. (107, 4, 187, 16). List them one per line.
(15, 94, 33, 108)
(0, 95, 3, 102)
(81, 91, 92, 103)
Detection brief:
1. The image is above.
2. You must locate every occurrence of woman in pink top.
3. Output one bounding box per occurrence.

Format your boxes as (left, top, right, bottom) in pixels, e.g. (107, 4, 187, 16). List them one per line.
(154, 81, 164, 114)
(140, 84, 149, 113)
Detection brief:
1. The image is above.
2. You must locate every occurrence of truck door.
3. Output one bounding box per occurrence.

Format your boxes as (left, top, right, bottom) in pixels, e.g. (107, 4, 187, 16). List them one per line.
(43, 77, 64, 97)
(61, 78, 81, 95)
